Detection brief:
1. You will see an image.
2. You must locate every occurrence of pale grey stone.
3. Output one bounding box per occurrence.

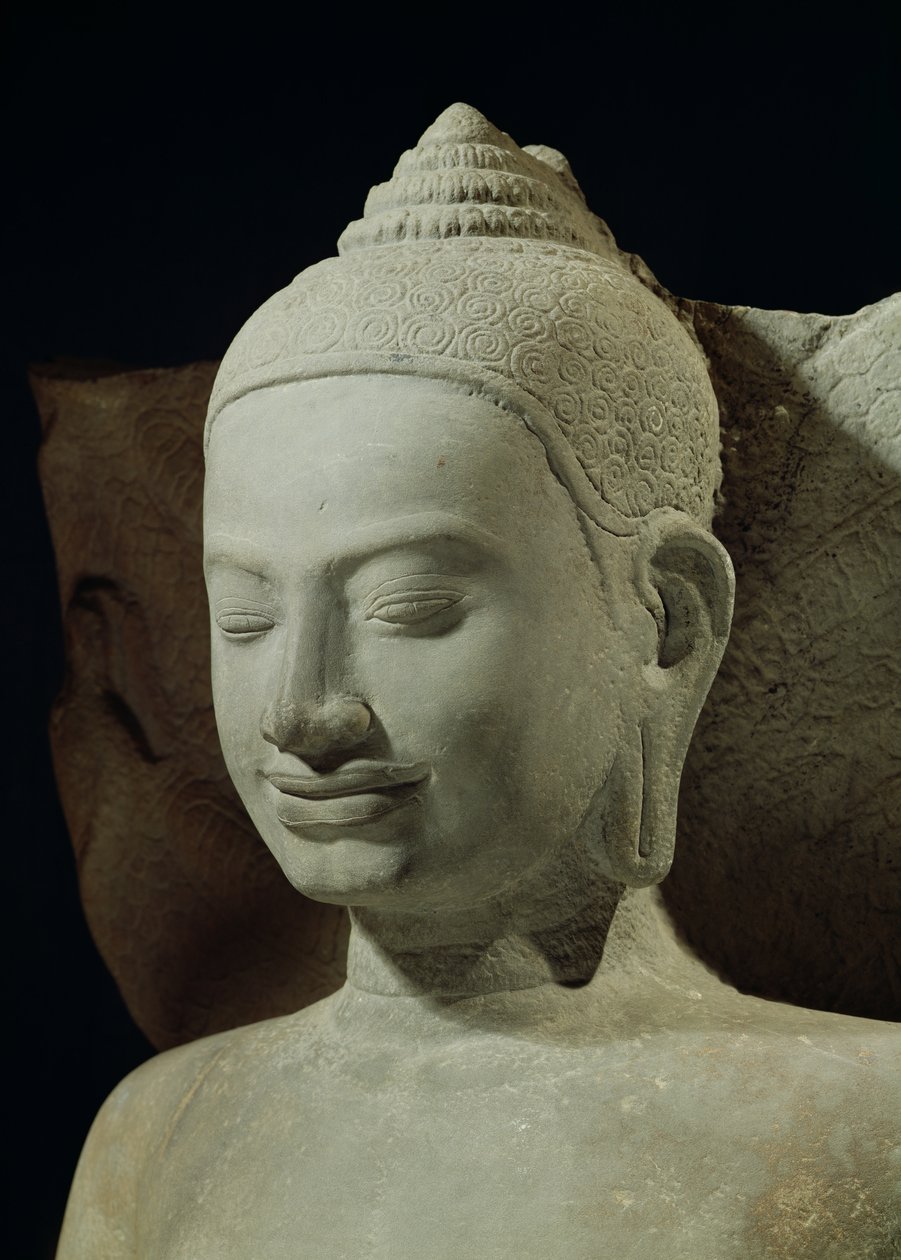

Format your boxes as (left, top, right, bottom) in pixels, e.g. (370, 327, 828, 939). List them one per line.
(55, 104, 900, 1259)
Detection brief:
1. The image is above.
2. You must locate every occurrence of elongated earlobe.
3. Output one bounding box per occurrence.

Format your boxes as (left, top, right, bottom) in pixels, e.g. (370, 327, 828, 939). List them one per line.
(599, 722, 675, 887)
(596, 509, 735, 888)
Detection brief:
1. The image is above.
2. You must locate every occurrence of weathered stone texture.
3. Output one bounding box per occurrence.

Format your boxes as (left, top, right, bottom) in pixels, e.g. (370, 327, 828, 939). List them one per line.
(670, 294, 901, 1019)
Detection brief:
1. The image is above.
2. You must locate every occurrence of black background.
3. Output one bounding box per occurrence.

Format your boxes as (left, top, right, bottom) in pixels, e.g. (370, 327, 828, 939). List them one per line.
(4, 5, 898, 1255)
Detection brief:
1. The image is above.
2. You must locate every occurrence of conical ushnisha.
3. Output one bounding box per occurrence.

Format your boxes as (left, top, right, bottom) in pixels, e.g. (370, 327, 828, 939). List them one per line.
(207, 104, 719, 535)
(337, 102, 619, 259)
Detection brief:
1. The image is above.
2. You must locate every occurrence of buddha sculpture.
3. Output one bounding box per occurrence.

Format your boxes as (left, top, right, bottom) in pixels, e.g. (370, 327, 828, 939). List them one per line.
(58, 104, 899, 1259)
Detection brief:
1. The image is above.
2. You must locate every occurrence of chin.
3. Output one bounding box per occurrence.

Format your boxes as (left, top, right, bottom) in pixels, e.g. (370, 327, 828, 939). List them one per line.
(263, 822, 520, 912)
(262, 824, 424, 907)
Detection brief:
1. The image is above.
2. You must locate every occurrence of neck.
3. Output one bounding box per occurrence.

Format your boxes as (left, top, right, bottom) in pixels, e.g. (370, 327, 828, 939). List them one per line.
(345, 879, 690, 1002)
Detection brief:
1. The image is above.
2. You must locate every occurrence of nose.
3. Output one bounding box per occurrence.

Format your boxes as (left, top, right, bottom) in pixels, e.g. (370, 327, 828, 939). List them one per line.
(260, 693, 372, 761)
(260, 598, 373, 764)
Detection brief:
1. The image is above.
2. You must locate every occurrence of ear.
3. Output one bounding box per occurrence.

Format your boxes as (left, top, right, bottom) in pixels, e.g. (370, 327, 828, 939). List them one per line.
(601, 508, 734, 887)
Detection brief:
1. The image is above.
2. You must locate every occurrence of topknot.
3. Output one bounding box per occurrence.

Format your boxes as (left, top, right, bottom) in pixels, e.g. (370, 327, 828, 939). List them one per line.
(338, 103, 619, 261)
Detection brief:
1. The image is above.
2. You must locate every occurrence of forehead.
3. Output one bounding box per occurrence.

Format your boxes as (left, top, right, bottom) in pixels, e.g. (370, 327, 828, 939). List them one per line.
(204, 375, 577, 561)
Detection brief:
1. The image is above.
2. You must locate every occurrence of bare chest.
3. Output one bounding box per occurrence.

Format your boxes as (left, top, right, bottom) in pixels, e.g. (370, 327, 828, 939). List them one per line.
(136, 1049, 894, 1260)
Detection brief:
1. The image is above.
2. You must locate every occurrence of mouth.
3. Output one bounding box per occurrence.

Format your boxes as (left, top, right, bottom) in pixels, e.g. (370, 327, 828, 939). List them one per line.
(264, 761, 430, 828)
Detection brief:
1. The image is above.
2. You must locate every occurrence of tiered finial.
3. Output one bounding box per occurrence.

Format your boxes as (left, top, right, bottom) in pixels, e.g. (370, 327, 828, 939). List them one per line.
(337, 102, 616, 259)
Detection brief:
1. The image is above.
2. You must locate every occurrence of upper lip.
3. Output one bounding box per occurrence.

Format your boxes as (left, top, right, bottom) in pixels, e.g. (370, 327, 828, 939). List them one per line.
(265, 761, 430, 799)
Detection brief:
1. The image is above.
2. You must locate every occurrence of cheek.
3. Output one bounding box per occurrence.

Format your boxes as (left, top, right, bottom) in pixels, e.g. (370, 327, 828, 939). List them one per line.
(504, 618, 627, 817)
(209, 637, 264, 770)
(356, 606, 534, 752)
(355, 605, 618, 824)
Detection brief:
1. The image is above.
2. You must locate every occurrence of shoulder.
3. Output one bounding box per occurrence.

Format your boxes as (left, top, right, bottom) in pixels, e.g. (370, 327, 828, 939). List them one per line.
(589, 998, 900, 1255)
(54, 1015, 298, 1259)
(689, 989, 901, 1109)
(727, 995, 900, 1091)
(776, 1006, 901, 1147)
(734, 1006, 901, 1256)
(696, 997, 901, 1206)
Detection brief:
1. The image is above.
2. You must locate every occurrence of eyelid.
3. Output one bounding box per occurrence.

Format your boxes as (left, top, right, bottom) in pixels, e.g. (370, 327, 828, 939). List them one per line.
(215, 597, 279, 637)
(361, 573, 465, 618)
(365, 591, 465, 625)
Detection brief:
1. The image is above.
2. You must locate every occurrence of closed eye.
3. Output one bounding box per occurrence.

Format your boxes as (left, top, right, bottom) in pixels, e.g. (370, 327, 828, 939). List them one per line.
(216, 610, 276, 636)
(365, 591, 463, 626)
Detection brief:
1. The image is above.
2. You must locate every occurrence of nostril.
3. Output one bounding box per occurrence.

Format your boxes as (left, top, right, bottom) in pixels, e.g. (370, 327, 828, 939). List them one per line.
(260, 696, 373, 758)
(324, 697, 371, 743)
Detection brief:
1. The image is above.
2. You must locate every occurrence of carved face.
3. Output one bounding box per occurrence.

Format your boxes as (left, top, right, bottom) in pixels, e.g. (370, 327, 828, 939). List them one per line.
(204, 374, 643, 910)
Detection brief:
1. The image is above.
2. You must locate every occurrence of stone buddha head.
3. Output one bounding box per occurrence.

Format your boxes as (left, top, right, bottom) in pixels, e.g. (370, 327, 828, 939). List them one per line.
(202, 104, 734, 942)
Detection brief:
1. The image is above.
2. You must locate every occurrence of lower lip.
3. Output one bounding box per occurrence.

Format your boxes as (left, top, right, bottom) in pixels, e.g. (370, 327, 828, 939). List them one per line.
(270, 782, 423, 829)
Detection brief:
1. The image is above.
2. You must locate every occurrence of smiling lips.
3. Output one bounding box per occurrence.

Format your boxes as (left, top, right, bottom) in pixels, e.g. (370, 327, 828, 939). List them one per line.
(266, 761, 430, 827)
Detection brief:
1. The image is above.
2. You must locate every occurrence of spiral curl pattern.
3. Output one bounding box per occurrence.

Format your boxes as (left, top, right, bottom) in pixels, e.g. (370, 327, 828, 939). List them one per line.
(209, 238, 718, 527)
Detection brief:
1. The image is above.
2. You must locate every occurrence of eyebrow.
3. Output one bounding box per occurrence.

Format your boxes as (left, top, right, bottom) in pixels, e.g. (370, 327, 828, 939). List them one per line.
(203, 511, 507, 577)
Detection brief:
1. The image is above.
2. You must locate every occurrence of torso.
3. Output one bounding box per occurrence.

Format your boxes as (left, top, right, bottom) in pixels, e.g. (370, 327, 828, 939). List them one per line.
(125, 982, 899, 1260)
